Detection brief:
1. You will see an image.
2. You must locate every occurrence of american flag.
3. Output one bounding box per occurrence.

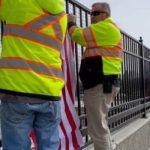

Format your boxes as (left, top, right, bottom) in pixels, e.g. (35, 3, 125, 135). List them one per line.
(30, 34, 83, 150)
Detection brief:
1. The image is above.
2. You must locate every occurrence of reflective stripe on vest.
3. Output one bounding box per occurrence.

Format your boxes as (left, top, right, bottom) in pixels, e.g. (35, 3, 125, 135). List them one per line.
(82, 47, 122, 59)
(25, 13, 65, 30)
(3, 24, 62, 51)
(82, 27, 97, 47)
(0, 57, 63, 79)
(24, 13, 65, 41)
(52, 24, 62, 41)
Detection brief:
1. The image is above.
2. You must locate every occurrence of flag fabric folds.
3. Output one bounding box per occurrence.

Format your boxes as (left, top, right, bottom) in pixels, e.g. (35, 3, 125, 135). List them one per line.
(58, 34, 83, 150)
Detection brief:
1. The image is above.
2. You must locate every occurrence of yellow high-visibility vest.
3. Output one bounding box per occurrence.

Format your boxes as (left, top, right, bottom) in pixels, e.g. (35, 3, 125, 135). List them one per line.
(70, 17, 123, 75)
(0, 0, 67, 100)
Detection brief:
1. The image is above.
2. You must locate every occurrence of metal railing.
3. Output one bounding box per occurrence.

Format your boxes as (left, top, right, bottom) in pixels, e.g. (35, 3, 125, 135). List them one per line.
(66, 0, 150, 149)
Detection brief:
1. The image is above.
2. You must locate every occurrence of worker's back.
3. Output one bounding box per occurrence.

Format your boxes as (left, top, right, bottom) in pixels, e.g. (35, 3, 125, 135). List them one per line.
(0, 0, 67, 99)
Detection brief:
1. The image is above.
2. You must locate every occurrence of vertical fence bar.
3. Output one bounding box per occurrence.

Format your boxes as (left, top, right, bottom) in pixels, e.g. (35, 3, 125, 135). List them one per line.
(84, 11, 89, 143)
(65, 0, 69, 13)
(139, 37, 147, 118)
(72, 4, 82, 116)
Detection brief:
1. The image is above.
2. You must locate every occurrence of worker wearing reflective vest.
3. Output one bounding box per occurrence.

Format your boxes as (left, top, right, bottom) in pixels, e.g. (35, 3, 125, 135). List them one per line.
(68, 2, 122, 150)
(0, 0, 67, 149)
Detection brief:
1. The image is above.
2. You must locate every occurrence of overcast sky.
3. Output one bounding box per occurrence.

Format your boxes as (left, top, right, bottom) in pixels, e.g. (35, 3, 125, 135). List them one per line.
(76, 0, 150, 48)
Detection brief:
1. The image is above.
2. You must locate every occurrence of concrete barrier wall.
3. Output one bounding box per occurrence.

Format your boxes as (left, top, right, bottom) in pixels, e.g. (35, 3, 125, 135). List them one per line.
(112, 113, 150, 150)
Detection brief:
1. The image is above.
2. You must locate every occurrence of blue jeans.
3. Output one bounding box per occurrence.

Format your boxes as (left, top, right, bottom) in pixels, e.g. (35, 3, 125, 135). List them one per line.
(1, 101, 61, 150)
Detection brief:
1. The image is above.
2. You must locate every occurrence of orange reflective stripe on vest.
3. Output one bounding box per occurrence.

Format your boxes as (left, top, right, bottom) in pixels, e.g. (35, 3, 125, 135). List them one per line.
(24, 12, 65, 40)
(52, 24, 63, 41)
(82, 46, 122, 59)
(82, 27, 97, 47)
(0, 57, 63, 79)
(3, 24, 62, 51)
(24, 13, 65, 30)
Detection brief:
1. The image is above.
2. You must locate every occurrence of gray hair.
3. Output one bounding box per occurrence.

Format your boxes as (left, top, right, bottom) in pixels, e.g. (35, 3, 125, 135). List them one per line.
(92, 2, 111, 16)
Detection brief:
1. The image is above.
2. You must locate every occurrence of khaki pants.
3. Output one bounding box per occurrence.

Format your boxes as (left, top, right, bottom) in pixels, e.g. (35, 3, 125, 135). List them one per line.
(84, 84, 119, 150)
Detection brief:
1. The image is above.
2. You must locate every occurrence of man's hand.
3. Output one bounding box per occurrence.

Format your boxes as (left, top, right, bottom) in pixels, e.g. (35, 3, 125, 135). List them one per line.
(67, 14, 76, 23)
(67, 14, 77, 35)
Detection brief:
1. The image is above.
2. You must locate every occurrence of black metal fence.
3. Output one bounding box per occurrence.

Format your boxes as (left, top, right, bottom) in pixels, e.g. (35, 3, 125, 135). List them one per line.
(66, 0, 150, 149)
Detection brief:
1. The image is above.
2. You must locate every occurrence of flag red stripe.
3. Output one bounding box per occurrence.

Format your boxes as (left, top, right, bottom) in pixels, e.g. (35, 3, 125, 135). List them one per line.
(60, 121, 69, 150)
(71, 130, 80, 148)
(62, 88, 80, 149)
(62, 88, 76, 130)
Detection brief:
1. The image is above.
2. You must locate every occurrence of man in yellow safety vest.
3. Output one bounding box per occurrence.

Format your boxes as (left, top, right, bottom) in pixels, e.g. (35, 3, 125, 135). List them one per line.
(0, 0, 67, 149)
(68, 2, 122, 150)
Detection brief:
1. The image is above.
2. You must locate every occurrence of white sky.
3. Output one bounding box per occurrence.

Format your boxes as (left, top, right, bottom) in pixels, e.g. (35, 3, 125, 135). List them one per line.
(76, 0, 150, 48)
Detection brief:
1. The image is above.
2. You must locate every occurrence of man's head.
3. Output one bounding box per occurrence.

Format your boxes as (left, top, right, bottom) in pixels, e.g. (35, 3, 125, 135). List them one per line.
(91, 2, 111, 23)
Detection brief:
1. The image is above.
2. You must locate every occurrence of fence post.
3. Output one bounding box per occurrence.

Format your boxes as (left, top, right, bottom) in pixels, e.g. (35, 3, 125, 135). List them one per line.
(139, 37, 147, 118)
